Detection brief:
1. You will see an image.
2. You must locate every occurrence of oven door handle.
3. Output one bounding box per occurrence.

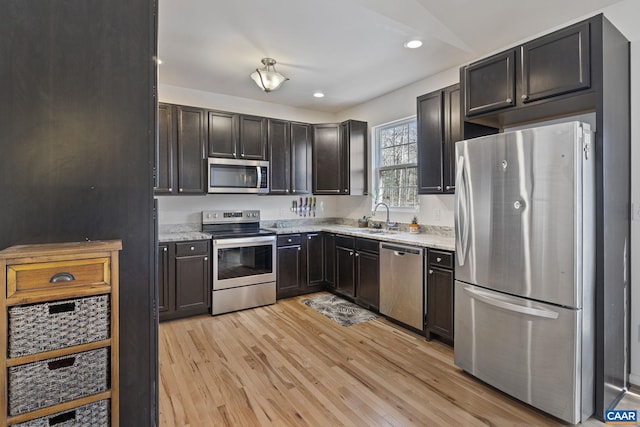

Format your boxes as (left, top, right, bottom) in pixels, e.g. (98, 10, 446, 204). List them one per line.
(213, 235, 276, 247)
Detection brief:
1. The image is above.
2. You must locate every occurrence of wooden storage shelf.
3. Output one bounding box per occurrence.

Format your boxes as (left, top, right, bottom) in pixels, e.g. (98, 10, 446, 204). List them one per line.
(0, 240, 121, 426)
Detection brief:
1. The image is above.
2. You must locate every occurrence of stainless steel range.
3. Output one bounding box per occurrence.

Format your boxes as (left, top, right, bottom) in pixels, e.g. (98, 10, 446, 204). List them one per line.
(202, 210, 276, 315)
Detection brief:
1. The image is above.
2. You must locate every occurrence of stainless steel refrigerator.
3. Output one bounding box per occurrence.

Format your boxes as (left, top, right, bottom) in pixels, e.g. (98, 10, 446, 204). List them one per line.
(453, 121, 595, 424)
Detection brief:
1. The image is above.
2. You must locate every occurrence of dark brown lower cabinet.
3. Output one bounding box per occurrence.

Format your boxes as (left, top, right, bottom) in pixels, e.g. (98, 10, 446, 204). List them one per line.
(331, 234, 379, 309)
(323, 233, 336, 288)
(425, 249, 455, 344)
(159, 240, 211, 321)
(354, 238, 379, 311)
(276, 233, 324, 299)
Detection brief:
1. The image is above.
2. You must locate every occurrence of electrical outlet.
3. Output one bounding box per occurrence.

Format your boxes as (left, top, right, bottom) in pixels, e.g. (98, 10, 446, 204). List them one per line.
(433, 209, 441, 220)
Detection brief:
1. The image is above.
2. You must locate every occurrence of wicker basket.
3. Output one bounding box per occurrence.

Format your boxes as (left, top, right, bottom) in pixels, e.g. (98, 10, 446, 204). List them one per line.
(8, 295, 110, 358)
(11, 399, 110, 427)
(8, 348, 109, 416)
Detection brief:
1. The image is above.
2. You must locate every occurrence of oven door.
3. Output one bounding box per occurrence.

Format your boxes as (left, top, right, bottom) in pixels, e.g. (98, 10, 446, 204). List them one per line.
(212, 235, 276, 290)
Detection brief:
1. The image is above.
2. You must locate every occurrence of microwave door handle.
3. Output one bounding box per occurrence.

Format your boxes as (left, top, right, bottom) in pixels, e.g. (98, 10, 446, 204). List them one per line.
(256, 166, 262, 189)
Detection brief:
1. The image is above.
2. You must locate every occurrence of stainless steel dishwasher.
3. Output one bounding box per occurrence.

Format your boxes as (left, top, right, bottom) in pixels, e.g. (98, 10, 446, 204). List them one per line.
(379, 242, 424, 330)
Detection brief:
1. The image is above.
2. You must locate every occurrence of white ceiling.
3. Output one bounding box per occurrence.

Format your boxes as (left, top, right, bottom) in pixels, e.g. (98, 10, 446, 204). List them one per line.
(158, 0, 624, 113)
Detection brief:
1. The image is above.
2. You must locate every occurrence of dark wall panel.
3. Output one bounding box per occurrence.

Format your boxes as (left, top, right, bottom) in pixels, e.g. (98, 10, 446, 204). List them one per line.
(0, 1, 157, 426)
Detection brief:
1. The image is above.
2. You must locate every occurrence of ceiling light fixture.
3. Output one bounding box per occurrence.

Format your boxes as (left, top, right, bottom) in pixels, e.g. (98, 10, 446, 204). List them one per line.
(404, 40, 423, 49)
(250, 57, 289, 92)
(313, 91, 325, 98)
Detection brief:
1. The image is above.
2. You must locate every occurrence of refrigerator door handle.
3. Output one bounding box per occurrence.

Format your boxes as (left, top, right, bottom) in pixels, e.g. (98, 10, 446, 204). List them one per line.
(463, 286, 560, 319)
(455, 155, 469, 265)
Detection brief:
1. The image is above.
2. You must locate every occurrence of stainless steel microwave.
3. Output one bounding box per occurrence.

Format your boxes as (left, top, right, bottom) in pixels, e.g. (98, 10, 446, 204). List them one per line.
(207, 158, 269, 194)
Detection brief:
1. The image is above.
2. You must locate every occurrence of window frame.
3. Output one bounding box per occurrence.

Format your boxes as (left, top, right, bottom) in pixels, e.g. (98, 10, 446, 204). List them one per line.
(371, 116, 419, 212)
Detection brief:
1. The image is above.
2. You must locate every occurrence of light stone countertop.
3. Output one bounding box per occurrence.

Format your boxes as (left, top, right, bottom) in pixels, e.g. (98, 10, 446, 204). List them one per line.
(263, 225, 455, 251)
(158, 222, 455, 251)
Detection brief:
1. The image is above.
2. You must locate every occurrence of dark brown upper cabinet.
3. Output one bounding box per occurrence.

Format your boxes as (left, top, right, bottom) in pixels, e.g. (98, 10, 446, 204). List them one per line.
(155, 104, 206, 195)
(312, 120, 367, 195)
(290, 122, 312, 194)
(207, 111, 267, 160)
(463, 18, 592, 122)
(269, 120, 311, 195)
(268, 119, 291, 194)
(464, 50, 516, 117)
(239, 115, 267, 160)
(155, 103, 175, 194)
(417, 84, 460, 194)
(207, 110, 237, 158)
(520, 21, 590, 104)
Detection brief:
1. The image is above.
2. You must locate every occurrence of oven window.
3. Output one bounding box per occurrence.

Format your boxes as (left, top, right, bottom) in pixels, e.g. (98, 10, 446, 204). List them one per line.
(217, 244, 273, 280)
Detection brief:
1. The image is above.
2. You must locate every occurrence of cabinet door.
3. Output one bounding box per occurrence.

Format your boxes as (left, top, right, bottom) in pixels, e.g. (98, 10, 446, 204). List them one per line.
(464, 50, 516, 117)
(175, 253, 210, 315)
(208, 110, 238, 158)
(323, 233, 336, 288)
(158, 243, 172, 316)
(276, 245, 302, 299)
(443, 85, 461, 193)
(291, 122, 311, 194)
(336, 245, 355, 297)
(343, 120, 368, 196)
(305, 233, 324, 291)
(268, 119, 291, 194)
(426, 266, 454, 342)
(417, 90, 444, 194)
(239, 115, 267, 160)
(355, 251, 379, 310)
(155, 103, 175, 194)
(176, 106, 206, 194)
(340, 122, 351, 195)
(313, 124, 343, 194)
(521, 21, 590, 103)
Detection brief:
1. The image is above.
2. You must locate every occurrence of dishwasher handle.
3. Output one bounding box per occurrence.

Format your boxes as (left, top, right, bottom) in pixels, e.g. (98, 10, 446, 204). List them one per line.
(380, 244, 422, 256)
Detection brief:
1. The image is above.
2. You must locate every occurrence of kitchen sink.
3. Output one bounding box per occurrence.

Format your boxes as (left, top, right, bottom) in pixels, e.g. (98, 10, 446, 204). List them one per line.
(360, 229, 398, 235)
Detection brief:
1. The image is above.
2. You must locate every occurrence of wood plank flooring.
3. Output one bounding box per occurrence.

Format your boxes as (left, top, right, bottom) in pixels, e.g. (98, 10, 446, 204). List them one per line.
(159, 292, 640, 426)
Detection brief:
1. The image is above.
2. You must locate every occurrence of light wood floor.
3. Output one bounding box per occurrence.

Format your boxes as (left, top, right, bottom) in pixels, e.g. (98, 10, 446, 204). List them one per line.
(159, 292, 640, 426)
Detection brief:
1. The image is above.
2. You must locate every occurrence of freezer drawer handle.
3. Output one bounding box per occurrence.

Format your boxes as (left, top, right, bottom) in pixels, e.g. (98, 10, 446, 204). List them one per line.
(463, 286, 559, 319)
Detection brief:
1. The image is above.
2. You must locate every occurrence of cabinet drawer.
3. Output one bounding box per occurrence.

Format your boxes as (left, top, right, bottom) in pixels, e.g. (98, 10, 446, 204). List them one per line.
(277, 234, 301, 246)
(8, 295, 110, 358)
(7, 258, 110, 299)
(8, 348, 108, 416)
(428, 250, 454, 269)
(335, 235, 355, 249)
(175, 241, 209, 256)
(356, 238, 379, 254)
(12, 399, 110, 427)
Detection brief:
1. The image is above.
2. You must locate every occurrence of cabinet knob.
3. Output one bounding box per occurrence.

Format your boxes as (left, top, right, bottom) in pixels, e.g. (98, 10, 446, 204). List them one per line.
(436, 257, 442, 262)
(204, 257, 208, 261)
(349, 251, 354, 256)
(298, 247, 301, 251)
(429, 269, 434, 274)
(179, 188, 184, 192)
(506, 98, 512, 103)
(168, 188, 173, 192)
(308, 236, 312, 240)
(163, 247, 167, 252)
(240, 153, 245, 158)
(521, 94, 529, 100)
(285, 189, 289, 193)
(445, 186, 454, 190)
(287, 238, 292, 243)
(190, 246, 195, 251)
(344, 189, 348, 192)
(355, 253, 359, 257)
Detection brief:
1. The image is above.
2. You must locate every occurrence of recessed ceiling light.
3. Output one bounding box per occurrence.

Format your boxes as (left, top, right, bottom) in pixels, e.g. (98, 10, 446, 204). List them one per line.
(404, 40, 423, 49)
(313, 92, 325, 98)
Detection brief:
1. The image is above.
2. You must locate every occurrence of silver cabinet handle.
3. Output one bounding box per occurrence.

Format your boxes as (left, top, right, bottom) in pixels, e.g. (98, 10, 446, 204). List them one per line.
(463, 286, 559, 319)
(445, 186, 454, 190)
(423, 186, 442, 191)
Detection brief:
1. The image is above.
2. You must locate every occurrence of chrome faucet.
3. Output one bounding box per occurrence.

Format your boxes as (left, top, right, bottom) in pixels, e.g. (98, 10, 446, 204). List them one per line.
(372, 202, 398, 230)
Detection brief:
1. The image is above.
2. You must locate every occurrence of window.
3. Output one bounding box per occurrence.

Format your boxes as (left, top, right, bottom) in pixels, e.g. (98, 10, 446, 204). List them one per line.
(374, 117, 418, 209)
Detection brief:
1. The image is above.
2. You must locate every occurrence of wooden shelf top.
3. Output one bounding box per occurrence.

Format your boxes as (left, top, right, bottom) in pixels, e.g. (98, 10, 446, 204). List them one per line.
(0, 240, 122, 259)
